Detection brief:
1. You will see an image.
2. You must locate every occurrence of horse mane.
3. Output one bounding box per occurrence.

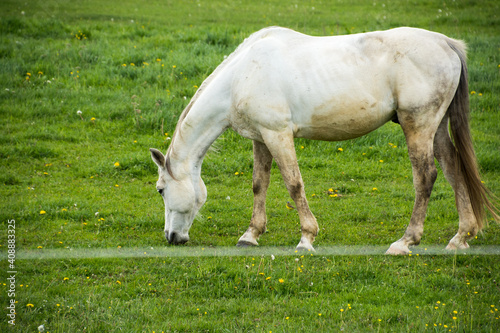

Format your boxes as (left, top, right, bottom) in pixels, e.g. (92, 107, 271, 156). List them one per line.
(164, 27, 283, 179)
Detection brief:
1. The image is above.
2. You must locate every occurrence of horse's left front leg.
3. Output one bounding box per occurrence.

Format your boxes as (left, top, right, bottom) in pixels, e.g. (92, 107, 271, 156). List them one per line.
(237, 140, 273, 247)
(260, 128, 318, 251)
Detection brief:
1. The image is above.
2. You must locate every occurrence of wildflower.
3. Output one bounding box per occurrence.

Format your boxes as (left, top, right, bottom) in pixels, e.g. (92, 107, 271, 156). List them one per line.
(234, 172, 239, 175)
(122, 64, 127, 67)
(130, 63, 135, 66)
(27, 304, 34, 307)
(116, 280, 121, 284)
(278, 278, 284, 283)
(266, 277, 271, 280)
(271, 255, 275, 260)
(379, 160, 384, 163)
(470, 91, 476, 95)
(340, 309, 344, 312)
(40, 210, 46, 215)
(114, 162, 120, 167)
(90, 117, 96, 122)
(373, 187, 378, 191)
(338, 148, 343, 152)
(38, 71, 43, 75)
(37, 246, 43, 249)
(38, 324, 45, 332)
(318, 313, 322, 316)
(156, 58, 161, 62)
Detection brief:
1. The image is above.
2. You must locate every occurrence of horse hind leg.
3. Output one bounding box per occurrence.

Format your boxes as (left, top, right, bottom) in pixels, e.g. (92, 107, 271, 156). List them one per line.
(237, 140, 273, 247)
(386, 117, 439, 255)
(434, 117, 477, 250)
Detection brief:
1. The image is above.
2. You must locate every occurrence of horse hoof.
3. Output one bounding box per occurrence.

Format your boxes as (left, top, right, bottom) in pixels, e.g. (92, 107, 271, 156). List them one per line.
(236, 240, 258, 247)
(445, 241, 469, 251)
(386, 243, 409, 255)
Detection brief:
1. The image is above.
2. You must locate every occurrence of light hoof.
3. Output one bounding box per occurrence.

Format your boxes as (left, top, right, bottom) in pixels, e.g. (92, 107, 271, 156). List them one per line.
(296, 237, 315, 252)
(445, 241, 469, 251)
(386, 242, 410, 255)
(236, 240, 258, 247)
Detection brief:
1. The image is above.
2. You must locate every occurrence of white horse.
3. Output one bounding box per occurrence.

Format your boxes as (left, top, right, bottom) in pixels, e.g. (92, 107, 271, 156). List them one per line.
(150, 27, 498, 254)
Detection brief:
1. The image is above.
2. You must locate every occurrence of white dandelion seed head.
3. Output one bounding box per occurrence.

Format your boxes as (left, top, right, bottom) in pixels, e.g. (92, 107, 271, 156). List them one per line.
(38, 325, 45, 332)
(271, 255, 275, 260)
(77, 110, 82, 115)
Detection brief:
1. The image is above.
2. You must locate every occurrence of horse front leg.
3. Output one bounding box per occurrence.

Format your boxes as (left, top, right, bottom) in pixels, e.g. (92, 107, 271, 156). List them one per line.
(260, 129, 318, 251)
(237, 140, 273, 247)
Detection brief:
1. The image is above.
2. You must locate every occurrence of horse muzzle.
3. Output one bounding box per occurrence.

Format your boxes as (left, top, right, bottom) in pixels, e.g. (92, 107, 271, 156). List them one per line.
(166, 231, 189, 245)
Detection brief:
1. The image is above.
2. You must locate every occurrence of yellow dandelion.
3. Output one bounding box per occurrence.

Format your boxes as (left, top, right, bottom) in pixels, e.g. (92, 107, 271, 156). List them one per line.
(63, 277, 69, 281)
(379, 160, 384, 163)
(338, 148, 343, 152)
(279, 278, 284, 283)
(27, 304, 34, 307)
(470, 91, 476, 95)
(40, 210, 46, 215)
(114, 162, 120, 167)
(266, 277, 271, 280)
(37, 246, 43, 249)
(318, 313, 322, 316)
(340, 309, 344, 312)
(373, 187, 378, 191)
(116, 280, 121, 284)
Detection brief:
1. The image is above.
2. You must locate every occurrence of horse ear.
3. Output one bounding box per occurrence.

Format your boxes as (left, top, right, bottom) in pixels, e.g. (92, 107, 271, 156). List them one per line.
(150, 148, 166, 168)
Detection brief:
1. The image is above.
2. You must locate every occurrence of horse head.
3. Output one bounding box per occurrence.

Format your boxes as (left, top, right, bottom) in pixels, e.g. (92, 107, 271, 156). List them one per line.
(150, 148, 207, 245)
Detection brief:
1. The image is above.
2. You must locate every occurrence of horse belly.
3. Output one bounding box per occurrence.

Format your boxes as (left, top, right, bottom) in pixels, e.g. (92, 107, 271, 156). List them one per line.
(294, 99, 395, 141)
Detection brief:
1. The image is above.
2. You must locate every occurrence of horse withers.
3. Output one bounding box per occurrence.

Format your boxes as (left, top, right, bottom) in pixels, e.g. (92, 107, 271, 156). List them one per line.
(150, 27, 498, 254)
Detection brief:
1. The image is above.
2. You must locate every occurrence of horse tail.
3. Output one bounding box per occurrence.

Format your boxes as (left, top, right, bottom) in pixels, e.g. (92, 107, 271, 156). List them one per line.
(446, 39, 499, 229)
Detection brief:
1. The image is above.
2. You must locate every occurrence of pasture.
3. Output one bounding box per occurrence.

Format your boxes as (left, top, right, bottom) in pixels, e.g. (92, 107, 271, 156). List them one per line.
(1, 0, 499, 331)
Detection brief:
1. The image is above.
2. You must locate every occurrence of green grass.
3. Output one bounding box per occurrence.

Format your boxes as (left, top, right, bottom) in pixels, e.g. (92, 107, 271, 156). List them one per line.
(1, 0, 499, 331)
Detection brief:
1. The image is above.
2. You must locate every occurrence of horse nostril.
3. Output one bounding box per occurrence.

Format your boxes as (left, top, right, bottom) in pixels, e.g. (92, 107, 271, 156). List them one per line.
(168, 232, 178, 244)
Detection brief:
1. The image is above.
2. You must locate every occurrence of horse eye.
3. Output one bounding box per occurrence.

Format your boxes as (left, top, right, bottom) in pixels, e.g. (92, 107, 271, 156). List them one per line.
(157, 188, 164, 195)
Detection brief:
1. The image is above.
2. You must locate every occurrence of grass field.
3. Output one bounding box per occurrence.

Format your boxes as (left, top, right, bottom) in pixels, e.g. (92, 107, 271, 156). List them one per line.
(1, 0, 499, 331)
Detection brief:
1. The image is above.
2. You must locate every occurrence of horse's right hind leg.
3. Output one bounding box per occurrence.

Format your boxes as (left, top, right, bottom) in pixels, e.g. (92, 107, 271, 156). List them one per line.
(433, 116, 478, 249)
(237, 140, 273, 247)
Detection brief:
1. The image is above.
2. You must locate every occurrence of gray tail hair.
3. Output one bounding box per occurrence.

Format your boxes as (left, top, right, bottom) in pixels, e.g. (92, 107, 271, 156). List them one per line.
(447, 39, 499, 229)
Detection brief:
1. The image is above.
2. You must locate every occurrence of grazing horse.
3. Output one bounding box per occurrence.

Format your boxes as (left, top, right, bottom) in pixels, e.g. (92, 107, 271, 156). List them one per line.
(150, 27, 498, 254)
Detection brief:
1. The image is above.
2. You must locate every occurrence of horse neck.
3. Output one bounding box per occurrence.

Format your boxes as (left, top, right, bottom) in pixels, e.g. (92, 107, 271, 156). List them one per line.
(167, 98, 229, 179)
